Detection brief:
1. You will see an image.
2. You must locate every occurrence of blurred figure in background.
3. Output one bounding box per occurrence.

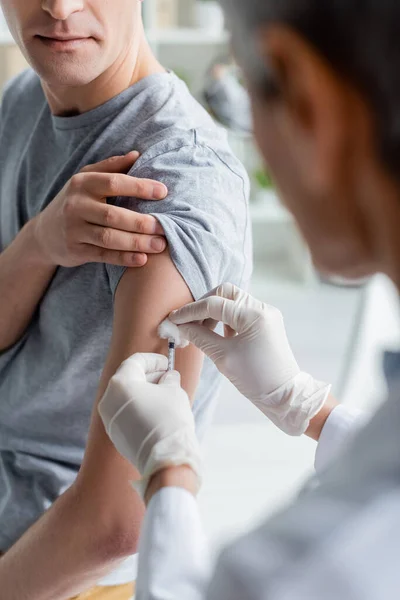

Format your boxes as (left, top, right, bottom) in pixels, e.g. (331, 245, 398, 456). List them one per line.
(99, 1, 400, 598)
(204, 58, 252, 133)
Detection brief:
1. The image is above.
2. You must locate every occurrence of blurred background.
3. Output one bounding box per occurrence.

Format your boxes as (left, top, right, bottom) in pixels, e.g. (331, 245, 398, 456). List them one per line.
(1, 0, 399, 558)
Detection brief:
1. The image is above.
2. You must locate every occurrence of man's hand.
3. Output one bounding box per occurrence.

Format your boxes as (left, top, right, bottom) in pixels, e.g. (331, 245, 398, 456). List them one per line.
(98, 353, 202, 497)
(32, 151, 168, 268)
(170, 283, 332, 436)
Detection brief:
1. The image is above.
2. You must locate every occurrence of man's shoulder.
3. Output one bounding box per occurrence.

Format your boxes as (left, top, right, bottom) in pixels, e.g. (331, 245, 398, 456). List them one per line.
(109, 75, 253, 297)
(122, 73, 249, 189)
(138, 126, 249, 194)
(2, 69, 43, 117)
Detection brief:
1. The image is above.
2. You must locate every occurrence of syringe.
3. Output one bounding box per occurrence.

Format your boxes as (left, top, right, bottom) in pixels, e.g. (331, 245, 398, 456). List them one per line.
(168, 340, 176, 371)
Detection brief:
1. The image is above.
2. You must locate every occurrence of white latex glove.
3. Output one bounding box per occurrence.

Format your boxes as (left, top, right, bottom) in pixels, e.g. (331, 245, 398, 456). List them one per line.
(98, 353, 202, 497)
(170, 283, 331, 436)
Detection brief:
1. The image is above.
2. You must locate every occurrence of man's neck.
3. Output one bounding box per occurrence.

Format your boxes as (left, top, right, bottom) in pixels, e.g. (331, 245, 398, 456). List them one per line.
(42, 34, 165, 117)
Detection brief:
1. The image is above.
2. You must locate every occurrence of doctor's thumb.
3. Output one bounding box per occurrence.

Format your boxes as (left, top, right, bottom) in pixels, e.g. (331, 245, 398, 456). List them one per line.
(159, 370, 181, 386)
(178, 323, 222, 360)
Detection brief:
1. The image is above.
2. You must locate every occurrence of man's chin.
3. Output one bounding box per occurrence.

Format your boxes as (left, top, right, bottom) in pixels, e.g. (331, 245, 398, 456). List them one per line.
(313, 259, 374, 286)
(33, 63, 99, 88)
(26, 44, 102, 88)
(311, 246, 376, 283)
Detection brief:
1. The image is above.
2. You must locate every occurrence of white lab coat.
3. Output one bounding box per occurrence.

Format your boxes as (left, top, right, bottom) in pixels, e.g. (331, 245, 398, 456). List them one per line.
(135, 398, 400, 599)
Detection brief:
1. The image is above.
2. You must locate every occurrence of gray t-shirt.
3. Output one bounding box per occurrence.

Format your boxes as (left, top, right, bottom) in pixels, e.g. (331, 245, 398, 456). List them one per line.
(0, 70, 252, 583)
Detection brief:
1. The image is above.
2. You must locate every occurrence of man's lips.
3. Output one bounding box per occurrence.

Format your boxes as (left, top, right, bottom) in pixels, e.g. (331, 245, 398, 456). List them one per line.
(37, 33, 90, 41)
(36, 35, 93, 49)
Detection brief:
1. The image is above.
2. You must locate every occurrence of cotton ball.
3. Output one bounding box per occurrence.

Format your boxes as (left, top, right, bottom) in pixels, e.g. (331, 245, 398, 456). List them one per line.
(158, 318, 189, 349)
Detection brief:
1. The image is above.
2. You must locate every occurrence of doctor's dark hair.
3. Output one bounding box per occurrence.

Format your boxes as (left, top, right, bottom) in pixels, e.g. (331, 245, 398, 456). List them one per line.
(221, 0, 400, 178)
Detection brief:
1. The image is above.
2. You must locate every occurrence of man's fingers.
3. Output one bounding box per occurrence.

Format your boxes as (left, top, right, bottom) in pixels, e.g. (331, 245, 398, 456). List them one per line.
(82, 244, 148, 267)
(81, 201, 165, 236)
(84, 225, 166, 254)
(82, 172, 168, 201)
(80, 151, 139, 174)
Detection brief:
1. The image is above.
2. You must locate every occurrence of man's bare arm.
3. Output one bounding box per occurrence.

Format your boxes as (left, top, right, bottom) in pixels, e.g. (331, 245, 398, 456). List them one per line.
(0, 152, 167, 352)
(0, 250, 203, 600)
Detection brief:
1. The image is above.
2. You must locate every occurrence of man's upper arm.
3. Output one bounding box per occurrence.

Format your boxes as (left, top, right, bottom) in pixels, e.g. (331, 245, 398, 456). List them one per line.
(74, 250, 203, 542)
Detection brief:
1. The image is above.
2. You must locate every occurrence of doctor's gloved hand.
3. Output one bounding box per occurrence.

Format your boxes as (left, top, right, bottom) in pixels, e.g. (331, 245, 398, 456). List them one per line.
(170, 283, 331, 436)
(98, 353, 202, 497)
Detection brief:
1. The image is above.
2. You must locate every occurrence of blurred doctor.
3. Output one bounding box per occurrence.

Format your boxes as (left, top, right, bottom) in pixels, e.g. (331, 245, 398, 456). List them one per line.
(99, 0, 400, 598)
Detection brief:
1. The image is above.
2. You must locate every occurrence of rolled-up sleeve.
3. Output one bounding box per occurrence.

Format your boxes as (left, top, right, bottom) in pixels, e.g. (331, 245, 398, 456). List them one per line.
(105, 139, 250, 301)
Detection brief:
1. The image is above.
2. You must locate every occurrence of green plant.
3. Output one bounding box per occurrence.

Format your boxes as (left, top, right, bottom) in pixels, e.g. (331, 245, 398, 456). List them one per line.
(253, 168, 274, 190)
